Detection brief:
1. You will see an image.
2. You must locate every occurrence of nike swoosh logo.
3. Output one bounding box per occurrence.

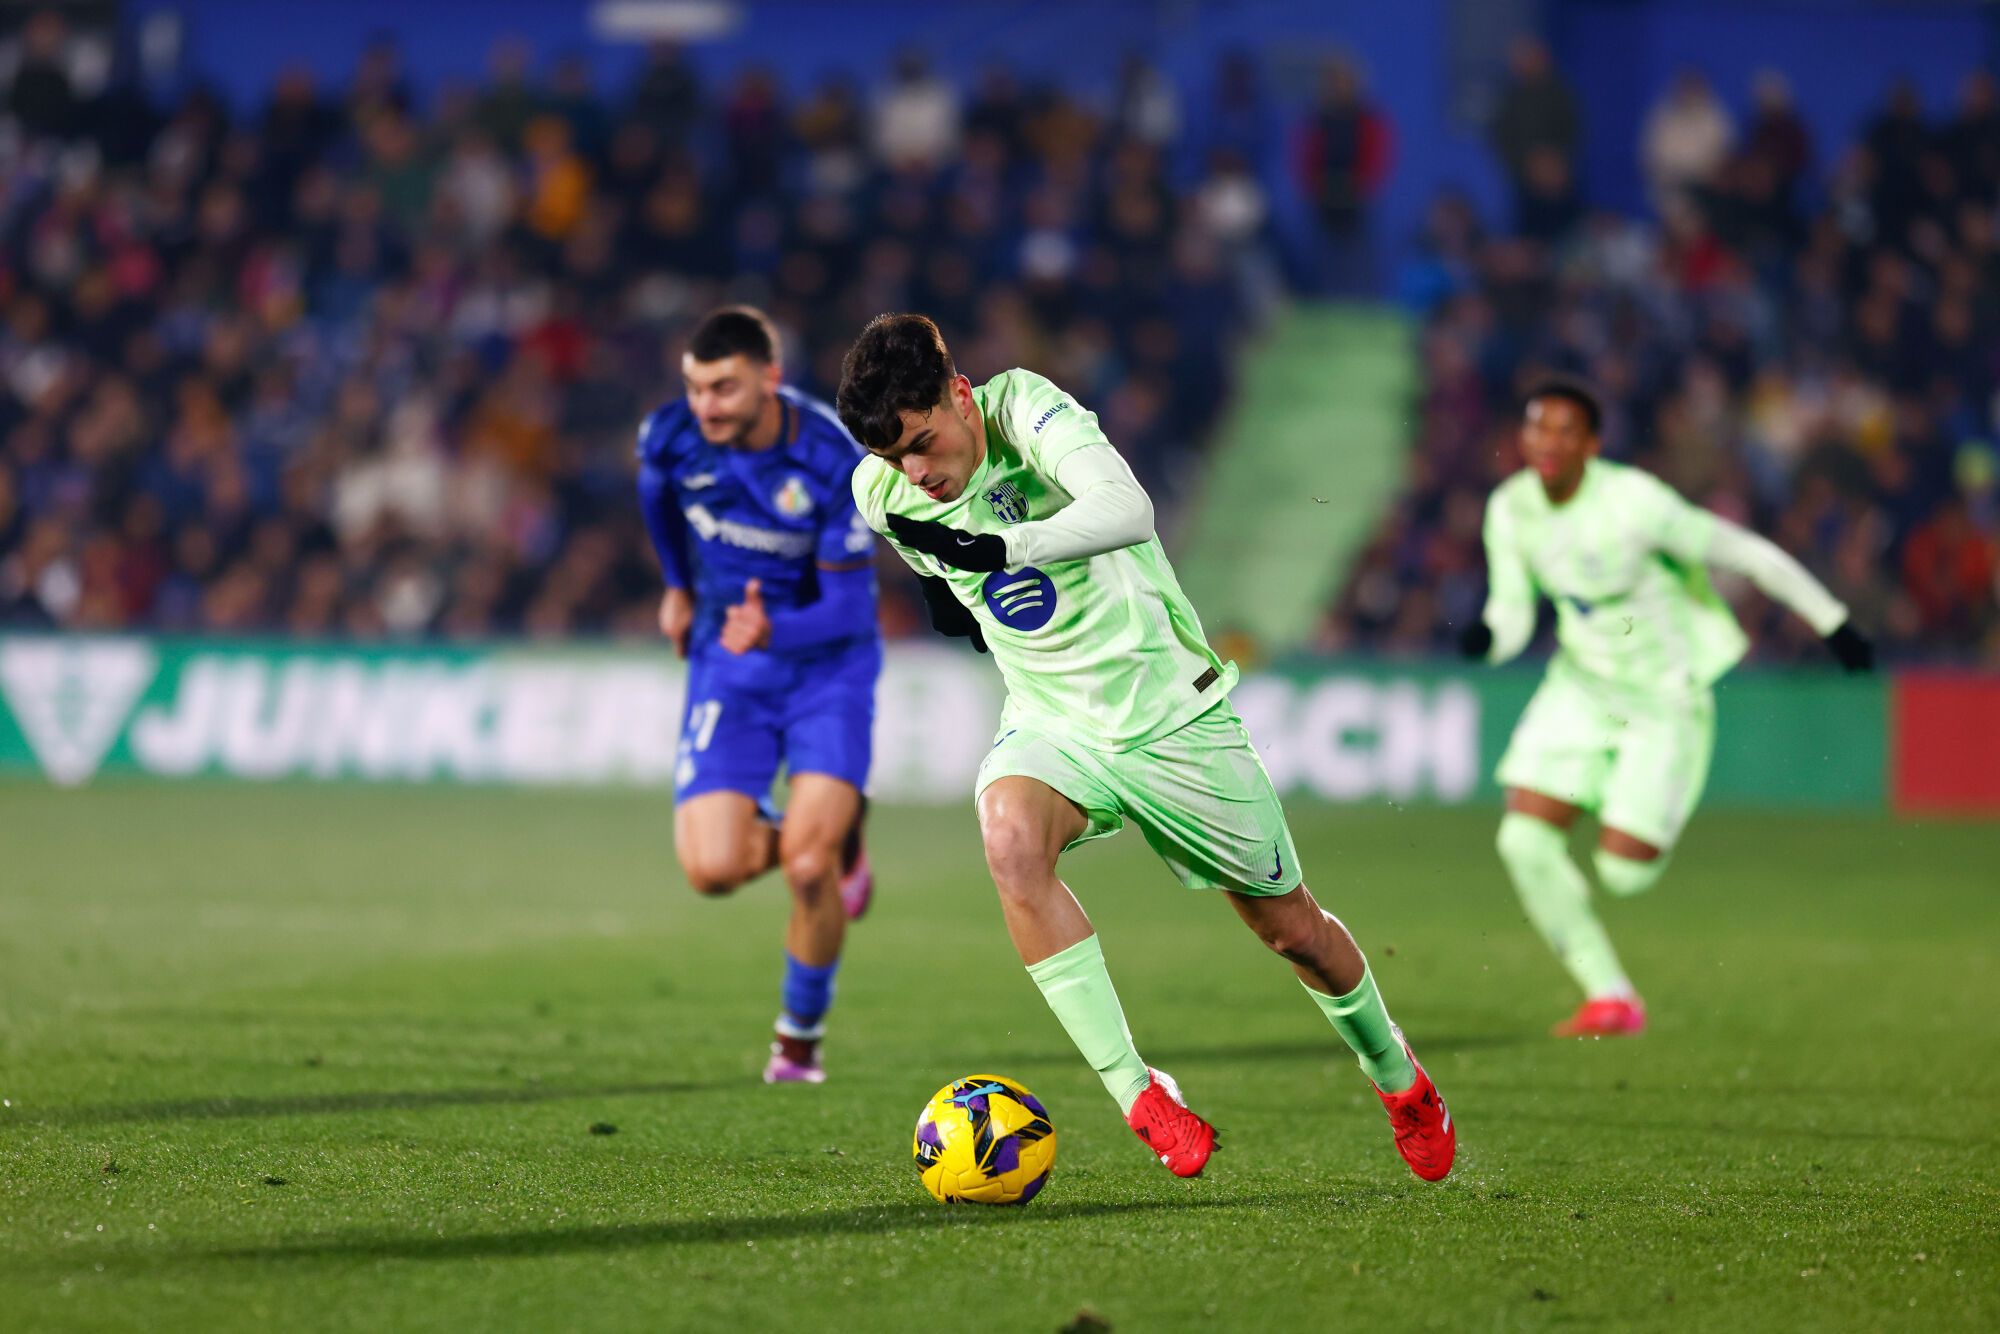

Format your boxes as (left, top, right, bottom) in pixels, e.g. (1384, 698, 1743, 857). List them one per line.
(1266, 848, 1284, 882)
(955, 534, 978, 546)
(684, 473, 718, 489)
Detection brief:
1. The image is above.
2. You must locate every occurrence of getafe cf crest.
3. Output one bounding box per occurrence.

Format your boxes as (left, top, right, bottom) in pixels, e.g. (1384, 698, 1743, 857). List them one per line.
(774, 476, 814, 517)
(984, 481, 1029, 525)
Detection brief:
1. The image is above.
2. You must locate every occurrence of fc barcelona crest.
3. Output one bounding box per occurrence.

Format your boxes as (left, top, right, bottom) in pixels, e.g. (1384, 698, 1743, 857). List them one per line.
(984, 481, 1029, 524)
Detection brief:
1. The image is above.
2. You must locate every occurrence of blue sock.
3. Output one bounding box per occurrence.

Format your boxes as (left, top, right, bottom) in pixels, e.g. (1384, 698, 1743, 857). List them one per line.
(777, 954, 838, 1039)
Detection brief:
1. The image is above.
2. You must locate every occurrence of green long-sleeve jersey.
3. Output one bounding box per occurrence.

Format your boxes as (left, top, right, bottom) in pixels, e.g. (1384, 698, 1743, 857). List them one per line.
(854, 368, 1234, 751)
(1479, 460, 1848, 695)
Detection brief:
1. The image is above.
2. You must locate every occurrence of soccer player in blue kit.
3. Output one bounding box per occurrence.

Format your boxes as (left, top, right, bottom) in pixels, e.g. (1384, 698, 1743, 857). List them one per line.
(636, 306, 882, 1085)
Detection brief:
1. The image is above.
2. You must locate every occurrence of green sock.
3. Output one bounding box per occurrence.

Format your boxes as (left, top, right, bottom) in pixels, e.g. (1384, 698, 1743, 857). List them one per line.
(1303, 965, 1416, 1093)
(1497, 812, 1634, 999)
(1025, 934, 1152, 1114)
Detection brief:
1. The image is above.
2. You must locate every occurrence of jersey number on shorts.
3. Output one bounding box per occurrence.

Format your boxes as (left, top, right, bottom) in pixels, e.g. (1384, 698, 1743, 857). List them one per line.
(677, 700, 724, 788)
(685, 700, 724, 752)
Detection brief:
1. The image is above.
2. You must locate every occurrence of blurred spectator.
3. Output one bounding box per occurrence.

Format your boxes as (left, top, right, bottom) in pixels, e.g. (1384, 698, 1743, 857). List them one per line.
(8, 9, 76, 140)
(1489, 36, 1579, 219)
(873, 50, 959, 173)
(1644, 69, 1735, 211)
(1742, 70, 1812, 204)
(1295, 57, 1391, 295)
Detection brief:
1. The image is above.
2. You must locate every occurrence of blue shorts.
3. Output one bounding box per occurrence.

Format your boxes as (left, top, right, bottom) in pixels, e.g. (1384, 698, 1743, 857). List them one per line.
(674, 638, 881, 804)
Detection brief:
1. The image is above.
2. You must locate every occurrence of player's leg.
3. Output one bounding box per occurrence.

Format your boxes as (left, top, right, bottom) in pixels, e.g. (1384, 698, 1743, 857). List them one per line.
(977, 774, 1147, 1105)
(1117, 702, 1452, 1179)
(761, 643, 880, 1082)
(1595, 687, 1716, 900)
(1499, 787, 1644, 1034)
(671, 662, 782, 894)
(1226, 885, 1411, 1085)
(1492, 672, 1638, 1028)
(758, 772, 861, 1082)
(976, 766, 1214, 1176)
(673, 792, 779, 895)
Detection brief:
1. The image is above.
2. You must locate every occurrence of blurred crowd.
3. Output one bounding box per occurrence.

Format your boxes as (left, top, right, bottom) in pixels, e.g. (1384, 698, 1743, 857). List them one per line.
(1, 13, 1995, 663)
(1329, 40, 2000, 665)
(0, 15, 1287, 639)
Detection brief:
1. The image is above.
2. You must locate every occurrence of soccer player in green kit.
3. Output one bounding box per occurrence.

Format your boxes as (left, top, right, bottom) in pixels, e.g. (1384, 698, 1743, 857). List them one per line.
(1462, 380, 1874, 1038)
(836, 314, 1454, 1182)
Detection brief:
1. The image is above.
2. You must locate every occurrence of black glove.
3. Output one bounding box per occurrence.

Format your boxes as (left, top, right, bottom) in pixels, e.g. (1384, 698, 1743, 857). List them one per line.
(1457, 621, 1493, 660)
(1824, 622, 1874, 673)
(918, 575, 987, 653)
(888, 514, 1008, 573)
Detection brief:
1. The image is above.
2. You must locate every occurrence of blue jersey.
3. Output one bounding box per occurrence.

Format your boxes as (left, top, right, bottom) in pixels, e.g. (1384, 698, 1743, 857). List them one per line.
(636, 386, 879, 652)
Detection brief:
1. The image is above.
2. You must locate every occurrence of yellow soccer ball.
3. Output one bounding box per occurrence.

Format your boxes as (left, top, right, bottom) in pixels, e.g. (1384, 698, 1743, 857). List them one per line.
(912, 1073, 1056, 1205)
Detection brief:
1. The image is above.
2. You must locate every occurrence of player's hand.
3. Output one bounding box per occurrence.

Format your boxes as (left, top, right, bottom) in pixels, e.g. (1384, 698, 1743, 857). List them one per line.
(1457, 622, 1493, 661)
(918, 575, 987, 653)
(658, 587, 694, 658)
(1823, 622, 1874, 673)
(887, 514, 1007, 573)
(720, 579, 772, 655)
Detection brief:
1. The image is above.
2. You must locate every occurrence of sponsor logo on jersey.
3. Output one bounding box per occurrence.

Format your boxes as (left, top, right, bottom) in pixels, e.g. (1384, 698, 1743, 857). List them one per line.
(1029, 401, 1070, 434)
(683, 504, 814, 558)
(774, 476, 814, 517)
(981, 566, 1057, 632)
(984, 481, 1029, 524)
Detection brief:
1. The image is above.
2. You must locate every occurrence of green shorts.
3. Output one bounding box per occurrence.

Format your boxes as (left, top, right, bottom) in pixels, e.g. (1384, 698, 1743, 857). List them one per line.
(974, 701, 1303, 896)
(1496, 666, 1715, 849)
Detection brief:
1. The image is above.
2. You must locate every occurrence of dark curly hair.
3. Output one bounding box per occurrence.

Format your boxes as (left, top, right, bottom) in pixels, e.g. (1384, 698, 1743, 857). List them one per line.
(835, 313, 957, 450)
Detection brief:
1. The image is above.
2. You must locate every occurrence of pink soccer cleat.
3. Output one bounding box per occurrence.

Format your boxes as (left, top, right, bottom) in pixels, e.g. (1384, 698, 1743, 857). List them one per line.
(762, 1037, 826, 1085)
(839, 847, 873, 921)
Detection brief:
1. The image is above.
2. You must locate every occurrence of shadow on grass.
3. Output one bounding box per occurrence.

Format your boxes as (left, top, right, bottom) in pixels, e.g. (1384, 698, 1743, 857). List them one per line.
(1015, 1032, 1529, 1069)
(23, 1080, 728, 1127)
(205, 1192, 1300, 1266)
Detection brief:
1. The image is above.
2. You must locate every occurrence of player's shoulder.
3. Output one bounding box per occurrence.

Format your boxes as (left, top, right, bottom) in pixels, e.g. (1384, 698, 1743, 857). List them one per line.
(1488, 468, 1543, 519)
(850, 452, 903, 527)
(1591, 459, 1682, 509)
(982, 367, 1075, 431)
(781, 386, 867, 476)
(636, 398, 694, 463)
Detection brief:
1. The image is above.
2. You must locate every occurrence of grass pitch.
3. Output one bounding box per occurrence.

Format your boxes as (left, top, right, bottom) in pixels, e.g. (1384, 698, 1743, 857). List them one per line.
(1, 785, 1995, 1331)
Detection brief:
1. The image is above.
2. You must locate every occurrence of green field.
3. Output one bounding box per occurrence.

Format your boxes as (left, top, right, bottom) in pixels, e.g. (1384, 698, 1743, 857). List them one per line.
(2, 785, 1995, 1331)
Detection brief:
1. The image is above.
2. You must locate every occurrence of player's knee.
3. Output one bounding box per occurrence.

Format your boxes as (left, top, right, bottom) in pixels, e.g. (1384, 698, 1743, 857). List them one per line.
(1251, 910, 1321, 965)
(781, 843, 837, 897)
(980, 818, 1056, 899)
(680, 850, 748, 898)
(1594, 847, 1667, 897)
(1496, 811, 1563, 867)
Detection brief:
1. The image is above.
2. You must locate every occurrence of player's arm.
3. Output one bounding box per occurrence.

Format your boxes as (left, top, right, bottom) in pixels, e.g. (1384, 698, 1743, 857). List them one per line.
(635, 453, 693, 591)
(887, 376, 1153, 572)
(1655, 488, 1873, 671)
(725, 477, 882, 655)
(1463, 496, 1536, 663)
(636, 442, 697, 654)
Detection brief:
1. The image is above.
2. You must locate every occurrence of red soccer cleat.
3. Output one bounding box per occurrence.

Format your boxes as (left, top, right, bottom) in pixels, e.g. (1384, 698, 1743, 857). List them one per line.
(1374, 1041, 1455, 1182)
(1124, 1067, 1216, 1177)
(1552, 995, 1647, 1038)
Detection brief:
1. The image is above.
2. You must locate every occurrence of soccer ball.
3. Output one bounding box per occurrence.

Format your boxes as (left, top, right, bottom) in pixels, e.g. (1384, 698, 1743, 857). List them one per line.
(912, 1073, 1056, 1205)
